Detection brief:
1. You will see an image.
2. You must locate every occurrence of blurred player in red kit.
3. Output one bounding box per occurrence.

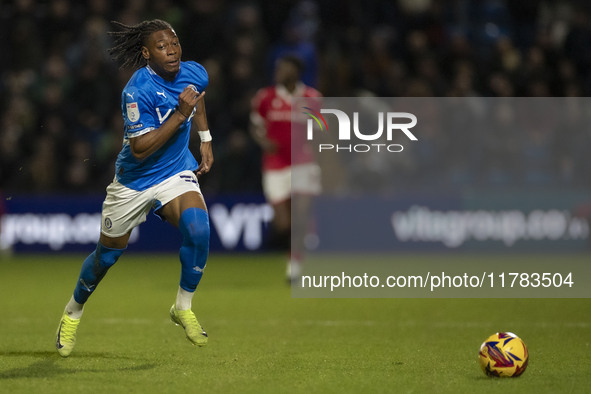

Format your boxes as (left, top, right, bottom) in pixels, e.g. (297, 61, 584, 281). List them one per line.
(250, 55, 321, 282)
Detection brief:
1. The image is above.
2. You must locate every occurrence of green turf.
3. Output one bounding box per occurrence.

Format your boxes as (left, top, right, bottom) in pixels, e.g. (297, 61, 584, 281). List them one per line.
(0, 253, 590, 393)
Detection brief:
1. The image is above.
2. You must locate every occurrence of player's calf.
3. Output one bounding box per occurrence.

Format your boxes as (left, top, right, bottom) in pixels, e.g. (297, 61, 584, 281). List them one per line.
(178, 207, 210, 292)
(73, 242, 126, 304)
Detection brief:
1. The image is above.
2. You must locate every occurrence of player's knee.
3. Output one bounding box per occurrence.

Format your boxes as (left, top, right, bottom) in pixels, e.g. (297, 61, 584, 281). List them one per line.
(179, 207, 210, 250)
(96, 242, 125, 268)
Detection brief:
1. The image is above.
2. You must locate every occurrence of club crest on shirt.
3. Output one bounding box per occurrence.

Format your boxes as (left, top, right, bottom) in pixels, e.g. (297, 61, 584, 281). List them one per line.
(126, 102, 140, 122)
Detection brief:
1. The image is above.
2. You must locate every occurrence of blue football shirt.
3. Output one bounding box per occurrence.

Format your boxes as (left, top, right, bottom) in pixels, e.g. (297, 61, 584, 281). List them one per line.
(115, 61, 208, 191)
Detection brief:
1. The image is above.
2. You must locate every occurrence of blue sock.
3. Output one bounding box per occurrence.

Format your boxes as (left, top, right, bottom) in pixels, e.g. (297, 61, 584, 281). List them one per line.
(73, 242, 125, 304)
(178, 207, 210, 292)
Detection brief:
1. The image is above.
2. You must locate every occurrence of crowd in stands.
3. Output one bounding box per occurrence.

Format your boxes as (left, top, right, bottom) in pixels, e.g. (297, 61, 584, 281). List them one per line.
(1, 0, 590, 195)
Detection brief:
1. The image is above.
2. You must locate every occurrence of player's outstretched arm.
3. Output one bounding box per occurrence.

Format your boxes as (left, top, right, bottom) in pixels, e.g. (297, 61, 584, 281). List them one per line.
(129, 86, 204, 161)
(193, 98, 213, 177)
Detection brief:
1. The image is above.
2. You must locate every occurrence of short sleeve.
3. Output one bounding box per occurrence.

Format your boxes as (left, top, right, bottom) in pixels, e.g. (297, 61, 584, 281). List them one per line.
(122, 87, 156, 138)
(184, 61, 209, 92)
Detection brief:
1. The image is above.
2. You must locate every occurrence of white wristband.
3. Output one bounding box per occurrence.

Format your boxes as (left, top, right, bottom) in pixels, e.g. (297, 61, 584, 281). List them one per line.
(198, 129, 212, 142)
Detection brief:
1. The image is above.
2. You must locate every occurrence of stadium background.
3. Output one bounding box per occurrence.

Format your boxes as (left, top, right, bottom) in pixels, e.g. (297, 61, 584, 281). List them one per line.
(1, 0, 590, 253)
(1, 2, 591, 393)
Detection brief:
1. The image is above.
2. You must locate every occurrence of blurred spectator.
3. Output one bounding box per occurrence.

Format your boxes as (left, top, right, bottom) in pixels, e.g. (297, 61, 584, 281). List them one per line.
(266, 1, 319, 87)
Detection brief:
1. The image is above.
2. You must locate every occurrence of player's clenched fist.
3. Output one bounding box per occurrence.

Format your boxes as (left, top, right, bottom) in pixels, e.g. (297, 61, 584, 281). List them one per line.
(177, 84, 205, 117)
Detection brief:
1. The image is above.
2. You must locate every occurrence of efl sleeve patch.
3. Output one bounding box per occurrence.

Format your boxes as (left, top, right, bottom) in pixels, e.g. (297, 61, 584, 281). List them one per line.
(123, 87, 156, 137)
(126, 102, 140, 122)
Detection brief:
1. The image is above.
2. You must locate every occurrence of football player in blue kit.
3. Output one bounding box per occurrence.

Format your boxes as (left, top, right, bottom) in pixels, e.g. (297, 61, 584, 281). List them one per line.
(55, 19, 214, 356)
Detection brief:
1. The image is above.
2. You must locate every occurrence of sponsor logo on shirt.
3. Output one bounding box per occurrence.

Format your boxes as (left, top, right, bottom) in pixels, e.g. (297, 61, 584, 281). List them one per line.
(128, 123, 144, 130)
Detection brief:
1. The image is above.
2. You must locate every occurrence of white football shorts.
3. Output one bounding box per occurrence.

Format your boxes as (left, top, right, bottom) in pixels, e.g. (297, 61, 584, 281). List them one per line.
(101, 170, 202, 237)
(262, 163, 321, 204)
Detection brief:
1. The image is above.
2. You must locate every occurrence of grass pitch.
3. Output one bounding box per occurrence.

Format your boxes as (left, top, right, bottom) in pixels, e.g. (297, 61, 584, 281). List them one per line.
(0, 253, 590, 393)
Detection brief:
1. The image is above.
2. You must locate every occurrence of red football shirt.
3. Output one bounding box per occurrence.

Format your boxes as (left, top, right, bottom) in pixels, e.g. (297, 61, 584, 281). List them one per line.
(251, 83, 322, 170)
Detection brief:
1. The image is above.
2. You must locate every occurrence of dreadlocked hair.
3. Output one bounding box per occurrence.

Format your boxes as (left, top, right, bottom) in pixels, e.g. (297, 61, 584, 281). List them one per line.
(108, 19, 173, 70)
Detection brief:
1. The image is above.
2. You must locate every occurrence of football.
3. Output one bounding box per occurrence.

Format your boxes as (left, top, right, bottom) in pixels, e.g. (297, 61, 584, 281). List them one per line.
(478, 332, 529, 377)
